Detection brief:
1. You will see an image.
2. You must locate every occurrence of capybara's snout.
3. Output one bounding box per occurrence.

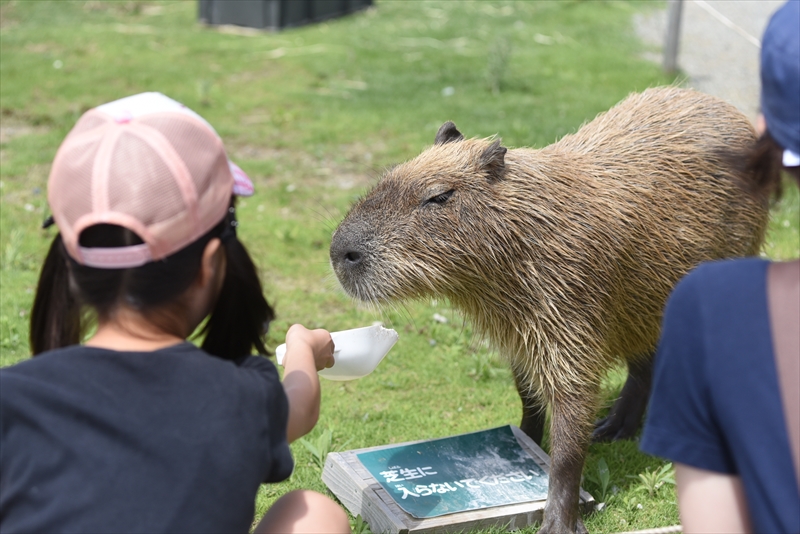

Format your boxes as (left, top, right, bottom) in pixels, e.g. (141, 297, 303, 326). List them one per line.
(330, 219, 384, 302)
(330, 226, 366, 275)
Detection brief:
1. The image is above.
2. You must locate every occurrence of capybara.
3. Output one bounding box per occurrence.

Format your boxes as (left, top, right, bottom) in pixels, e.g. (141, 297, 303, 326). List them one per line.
(329, 87, 768, 533)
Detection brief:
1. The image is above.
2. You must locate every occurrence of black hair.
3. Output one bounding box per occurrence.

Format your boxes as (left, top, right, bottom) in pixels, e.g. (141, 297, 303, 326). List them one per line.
(199, 220, 272, 358)
(30, 198, 274, 359)
(29, 234, 83, 353)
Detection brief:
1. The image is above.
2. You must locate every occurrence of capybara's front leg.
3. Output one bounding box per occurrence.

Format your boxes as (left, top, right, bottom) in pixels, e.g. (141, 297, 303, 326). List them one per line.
(538, 393, 594, 534)
(514, 369, 547, 446)
(592, 354, 653, 442)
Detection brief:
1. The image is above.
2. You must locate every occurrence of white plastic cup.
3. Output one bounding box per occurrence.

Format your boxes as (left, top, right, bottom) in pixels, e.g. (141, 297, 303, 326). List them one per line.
(275, 325, 398, 381)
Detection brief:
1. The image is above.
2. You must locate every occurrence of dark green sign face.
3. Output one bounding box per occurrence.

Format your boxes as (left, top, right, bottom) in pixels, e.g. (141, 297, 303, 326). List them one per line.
(356, 425, 549, 518)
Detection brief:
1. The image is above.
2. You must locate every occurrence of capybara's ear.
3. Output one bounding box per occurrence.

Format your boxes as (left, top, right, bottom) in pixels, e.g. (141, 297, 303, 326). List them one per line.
(435, 122, 464, 145)
(480, 140, 507, 180)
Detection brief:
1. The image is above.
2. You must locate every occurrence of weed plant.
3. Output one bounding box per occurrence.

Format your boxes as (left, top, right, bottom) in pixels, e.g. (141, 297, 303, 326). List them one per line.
(2, 1, 798, 532)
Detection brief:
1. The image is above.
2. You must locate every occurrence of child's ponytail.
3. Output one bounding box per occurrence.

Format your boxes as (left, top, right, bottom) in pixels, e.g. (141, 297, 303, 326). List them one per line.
(200, 204, 274, 359)
(29, 233, 82, 355)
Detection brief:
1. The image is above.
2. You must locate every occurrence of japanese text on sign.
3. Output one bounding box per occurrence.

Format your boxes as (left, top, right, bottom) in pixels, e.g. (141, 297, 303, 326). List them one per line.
(379, 467, 542, 500)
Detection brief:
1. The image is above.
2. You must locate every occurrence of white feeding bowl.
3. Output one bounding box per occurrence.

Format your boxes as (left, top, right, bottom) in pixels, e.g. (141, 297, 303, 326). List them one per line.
(275, 325, 399, 381)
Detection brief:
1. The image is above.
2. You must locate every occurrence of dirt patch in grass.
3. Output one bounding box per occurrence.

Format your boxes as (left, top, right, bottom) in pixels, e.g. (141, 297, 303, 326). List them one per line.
(0, 1, 18, 29)
(0, 123, 50, 144)
(228, 141, 383, 192)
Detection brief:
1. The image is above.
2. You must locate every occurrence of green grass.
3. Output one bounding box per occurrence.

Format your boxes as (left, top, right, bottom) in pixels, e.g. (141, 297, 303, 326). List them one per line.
(1, 1, 798, 532)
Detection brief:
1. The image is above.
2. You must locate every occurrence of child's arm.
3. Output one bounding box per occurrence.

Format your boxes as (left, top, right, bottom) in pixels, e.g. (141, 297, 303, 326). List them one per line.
(281, 324, 335, 443)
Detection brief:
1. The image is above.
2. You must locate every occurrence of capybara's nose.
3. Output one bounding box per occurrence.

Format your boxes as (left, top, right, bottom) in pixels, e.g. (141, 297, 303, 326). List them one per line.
(343, 250, 363, 266)
(330, 232, 366, 270)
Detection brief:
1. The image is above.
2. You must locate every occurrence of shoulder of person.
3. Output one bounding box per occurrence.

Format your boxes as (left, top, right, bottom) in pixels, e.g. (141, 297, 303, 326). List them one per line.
(661, 257, 769, 320)
(677, 257, 768, 294)
(0, 344, 88, 375)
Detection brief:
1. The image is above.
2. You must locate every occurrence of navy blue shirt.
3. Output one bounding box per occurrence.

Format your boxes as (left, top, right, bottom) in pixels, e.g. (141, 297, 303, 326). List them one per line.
(641, 258, 800, 533)
(0, 343, 293, 533)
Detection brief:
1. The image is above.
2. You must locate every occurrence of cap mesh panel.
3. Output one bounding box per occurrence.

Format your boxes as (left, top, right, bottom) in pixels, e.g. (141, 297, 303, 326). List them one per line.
(56, 137, 101, 228)
(141, 115, 226, 203)
(108, 131, 185, 227)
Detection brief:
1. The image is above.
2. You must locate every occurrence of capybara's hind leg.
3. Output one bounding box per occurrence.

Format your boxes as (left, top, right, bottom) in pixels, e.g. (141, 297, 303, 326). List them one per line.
(592, 354, 653, 442)
(539, 393, 592, 534)
(514, 370, 546, 446)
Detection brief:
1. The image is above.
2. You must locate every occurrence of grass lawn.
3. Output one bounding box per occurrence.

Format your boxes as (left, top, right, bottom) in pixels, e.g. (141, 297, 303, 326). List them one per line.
(1, 1, 797, 532)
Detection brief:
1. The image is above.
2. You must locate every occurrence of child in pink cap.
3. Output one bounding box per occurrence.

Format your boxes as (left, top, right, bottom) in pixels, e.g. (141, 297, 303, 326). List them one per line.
(0, 92, 350, 534)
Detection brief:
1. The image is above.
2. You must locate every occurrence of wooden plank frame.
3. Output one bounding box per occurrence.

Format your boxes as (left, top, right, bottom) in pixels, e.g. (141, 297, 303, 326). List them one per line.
(322, 426, 595, 533)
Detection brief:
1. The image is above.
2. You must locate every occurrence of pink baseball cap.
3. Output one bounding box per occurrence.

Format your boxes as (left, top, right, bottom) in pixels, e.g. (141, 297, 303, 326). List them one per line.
(48, 92, 254, 269)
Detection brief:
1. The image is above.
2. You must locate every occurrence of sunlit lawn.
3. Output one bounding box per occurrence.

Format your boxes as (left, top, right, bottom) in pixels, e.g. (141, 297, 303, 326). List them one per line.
(1, 1, 797, 532)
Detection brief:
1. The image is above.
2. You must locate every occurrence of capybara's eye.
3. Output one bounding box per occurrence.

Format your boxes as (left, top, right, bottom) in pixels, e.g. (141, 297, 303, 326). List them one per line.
(425, 189, 454, 205)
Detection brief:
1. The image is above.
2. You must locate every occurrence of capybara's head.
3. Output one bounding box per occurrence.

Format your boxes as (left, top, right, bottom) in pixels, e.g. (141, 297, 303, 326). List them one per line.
(330, 122, 510, 304)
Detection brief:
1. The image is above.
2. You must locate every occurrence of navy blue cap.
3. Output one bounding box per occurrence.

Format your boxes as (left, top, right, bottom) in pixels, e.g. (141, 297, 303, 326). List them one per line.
(760, 0, 800, 164)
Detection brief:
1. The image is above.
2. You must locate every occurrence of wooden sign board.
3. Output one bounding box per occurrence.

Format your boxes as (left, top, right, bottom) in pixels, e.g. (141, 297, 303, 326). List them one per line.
(322, 425, 595, 533)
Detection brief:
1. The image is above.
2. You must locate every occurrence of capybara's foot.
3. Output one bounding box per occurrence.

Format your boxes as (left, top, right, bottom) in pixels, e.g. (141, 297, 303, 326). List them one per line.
(592, 393, 646, 442)
(537, 516, 589, 534)
(593, 357, 652, 442)
(592, 399, 645, 442)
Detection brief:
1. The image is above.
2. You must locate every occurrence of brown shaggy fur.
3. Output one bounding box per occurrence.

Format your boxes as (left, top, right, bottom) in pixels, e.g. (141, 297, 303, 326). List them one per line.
(329, 87, 769, 533)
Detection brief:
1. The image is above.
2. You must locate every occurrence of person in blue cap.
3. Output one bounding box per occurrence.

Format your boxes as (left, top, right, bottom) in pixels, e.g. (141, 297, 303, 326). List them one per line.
(640, 1, 800, 532)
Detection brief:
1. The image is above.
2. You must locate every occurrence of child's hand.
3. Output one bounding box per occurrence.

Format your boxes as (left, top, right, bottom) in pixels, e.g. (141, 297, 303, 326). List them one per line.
(284, 324, 334, 372)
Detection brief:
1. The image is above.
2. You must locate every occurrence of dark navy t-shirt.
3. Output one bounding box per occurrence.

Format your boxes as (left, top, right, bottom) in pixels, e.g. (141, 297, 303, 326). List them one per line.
(0, 343, 293, 534)
(641, 258, 800, 533)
